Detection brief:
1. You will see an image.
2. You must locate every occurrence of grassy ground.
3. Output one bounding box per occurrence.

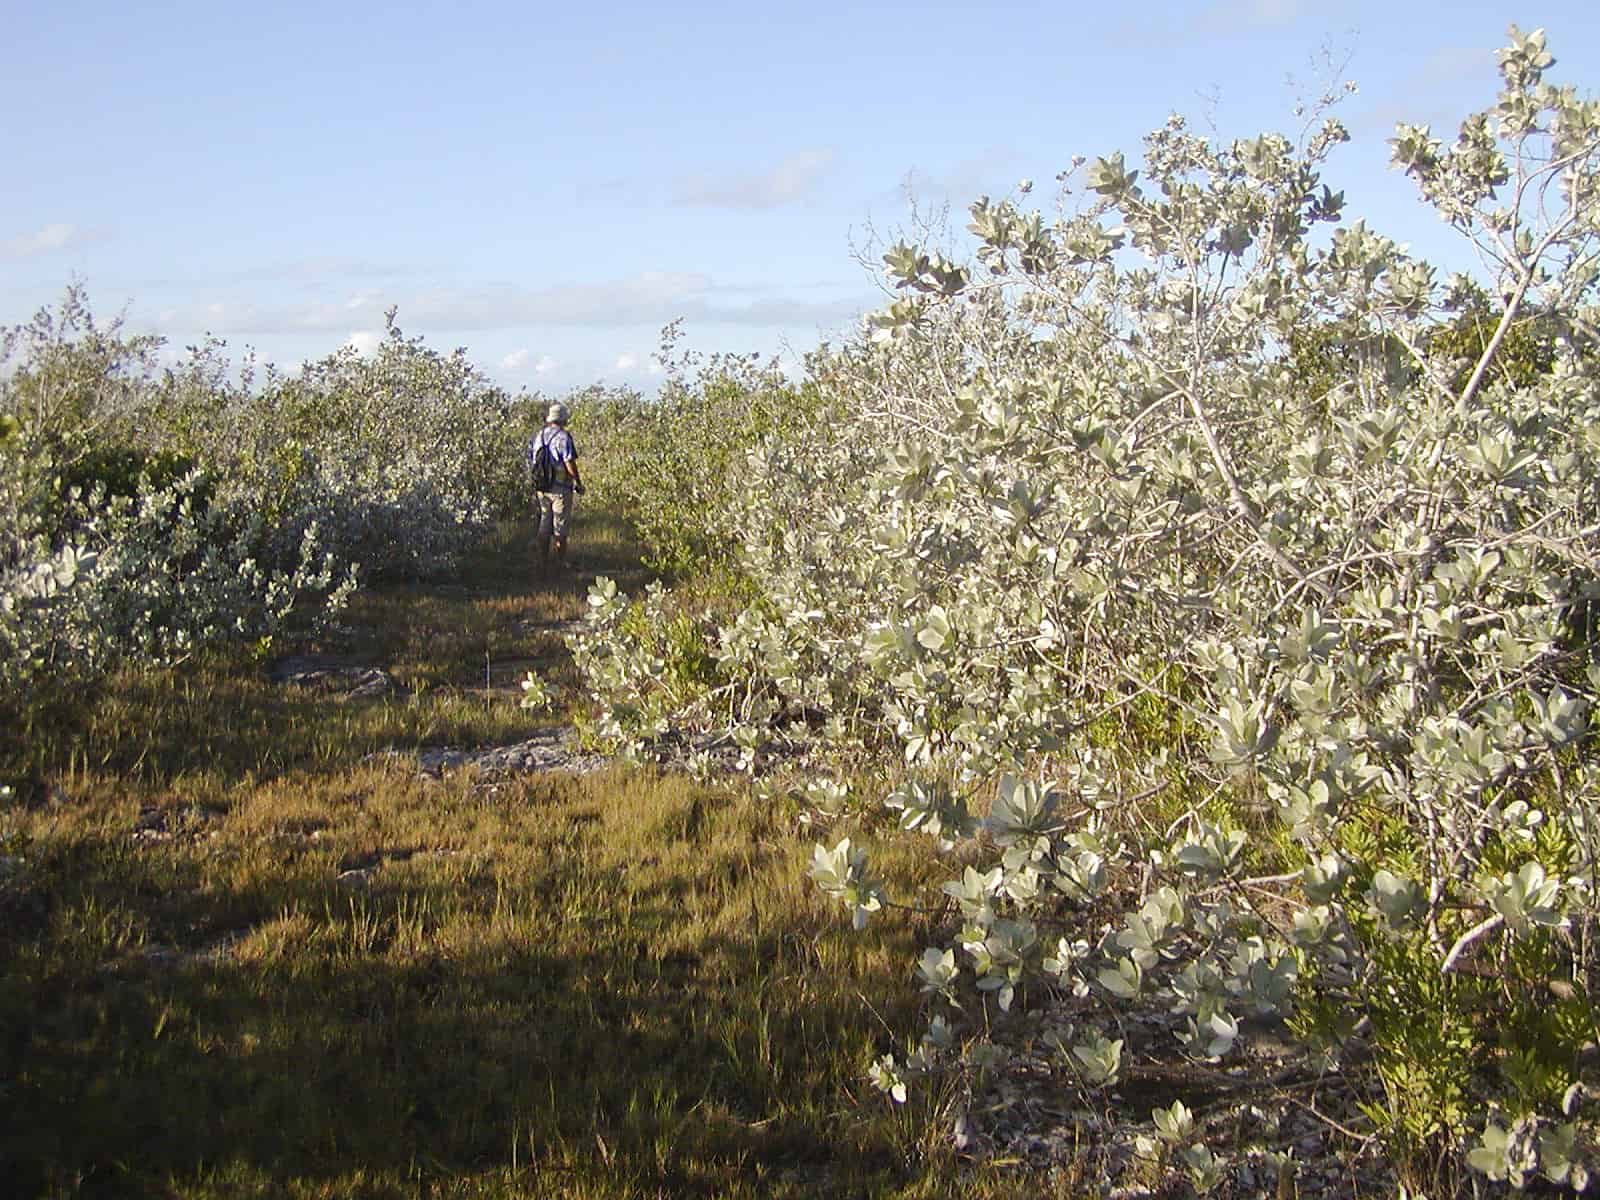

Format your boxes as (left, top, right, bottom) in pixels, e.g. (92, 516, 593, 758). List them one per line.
(0, 511, 1055, 1199)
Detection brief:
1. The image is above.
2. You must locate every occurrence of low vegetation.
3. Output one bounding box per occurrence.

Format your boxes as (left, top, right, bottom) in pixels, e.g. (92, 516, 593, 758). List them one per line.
(7, 23, 1600, 1199)
(2, 519, 1061, 1199)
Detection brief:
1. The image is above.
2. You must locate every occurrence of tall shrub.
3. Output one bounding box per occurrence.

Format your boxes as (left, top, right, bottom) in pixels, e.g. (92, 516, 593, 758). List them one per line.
(586, 328, 819, 578)
(1, 298, 541, 721)
(578, 27, 1600, 1188)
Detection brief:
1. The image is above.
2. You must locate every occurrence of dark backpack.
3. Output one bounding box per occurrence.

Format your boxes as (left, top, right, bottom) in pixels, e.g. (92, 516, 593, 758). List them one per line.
(527, 430, 557, 491)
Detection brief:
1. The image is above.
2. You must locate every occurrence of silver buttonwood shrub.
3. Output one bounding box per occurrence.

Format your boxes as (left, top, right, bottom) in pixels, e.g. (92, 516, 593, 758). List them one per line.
(1, 295, 541, 711)
(577, 330, 819, 579)
(575, 27, 1600, 1187)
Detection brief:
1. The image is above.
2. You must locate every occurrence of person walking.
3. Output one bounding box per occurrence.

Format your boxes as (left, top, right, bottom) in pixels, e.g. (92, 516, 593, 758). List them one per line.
(530, 402, 584, 573)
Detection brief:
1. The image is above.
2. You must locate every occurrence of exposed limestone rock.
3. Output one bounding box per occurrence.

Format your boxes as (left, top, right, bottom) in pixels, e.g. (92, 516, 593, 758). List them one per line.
(368, 726, 606, 779)
(269, 654, 406, 698)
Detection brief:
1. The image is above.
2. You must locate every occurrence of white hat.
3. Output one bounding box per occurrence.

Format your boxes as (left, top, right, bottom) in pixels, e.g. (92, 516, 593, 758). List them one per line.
(546, 402, 570, 425)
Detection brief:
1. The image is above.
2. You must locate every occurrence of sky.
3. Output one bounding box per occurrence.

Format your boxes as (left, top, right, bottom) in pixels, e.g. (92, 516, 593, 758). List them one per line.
(4, 0, 1598, 395)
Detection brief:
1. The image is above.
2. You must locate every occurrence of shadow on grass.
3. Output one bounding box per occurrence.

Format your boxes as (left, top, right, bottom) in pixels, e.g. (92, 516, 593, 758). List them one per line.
(3, 941, 869, 1197)
(0, 823, 924, 1199)
(1, 506, 988, 1200)
(453, 512, 656, 602)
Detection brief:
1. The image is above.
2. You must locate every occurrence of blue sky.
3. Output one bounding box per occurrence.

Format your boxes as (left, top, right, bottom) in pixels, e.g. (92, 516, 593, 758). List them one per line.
(4, 1, 1598, 393)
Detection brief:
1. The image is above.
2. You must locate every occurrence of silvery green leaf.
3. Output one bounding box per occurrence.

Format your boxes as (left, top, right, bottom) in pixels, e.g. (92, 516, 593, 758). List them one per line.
(1180, 1143, 1224, 1192)
(981, 918, 1037, 968)
(1002, 863, 1043, 903)
(1117, 886, 1185, 964)
(1531, 687, 1587, 747)
(1302, 854, 1346, 904)
(1085, 152, 1138, 195)
(868, 1054, 908, 1104)
(807, 839, 851, 892)
(1069, 1032, 1123, 1086)
(1053, 848, 1106, 902)
(886, 780, 975, 843)
(1209, 697, 1278, 765)
(941, 865, 1003, 923)
(881, 242, 925, 286)
(805, 777, 848, 809)
(984, 774, 1062, 845)
(1169, 959, 1225, 1016)
(1495, 799, 1544, 842)
(1000, 839, 1040, 873)
(1468, 1121, 1534, 1186)
(1367, 868, 1423, 927)
(916, 947, 959, 996)
(1152, 1099, 1195, 1143)
(1287, 665, 1339, 718)
(1097, 956, 1143, 999)
(1462, 430, 1537, 482)
(1289, 906, 1346, 965)
(1183, 1008, 1239, 1059)
(1277, 608, 1340, 664)
(1171, 822, 1246, 879)
(1434, 547, 1501, 593)
(922, 1015, 957, 1054)
(916, 605, 952, 651)
(1421, 603, 1469, 641)
(1488, 861, 1567, 934)
(1242, 952, 1298, 1015)
(902, 729, 936, 765)
(1042, 935, 1090, 977)
(808, 838, 884, 929)
(1277, 777, 1337, 840)
(518, 670, 553, 711)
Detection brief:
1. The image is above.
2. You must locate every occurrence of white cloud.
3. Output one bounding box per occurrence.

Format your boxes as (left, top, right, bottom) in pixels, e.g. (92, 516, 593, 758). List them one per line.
(145, 272, 871, 337)
(609, 352, 664, 376)
(130, 259, 421, 291)
(344, 330, 382, 357)
(1184, 0, 1305, 33)
(675, 149, 836, 210)
(237, 258, 417, 284)
(1112, 0, 1306, 46)
(895, 147, 1026, 212)
(2, 222, 86, 258)
(501, 349, 560, 376)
